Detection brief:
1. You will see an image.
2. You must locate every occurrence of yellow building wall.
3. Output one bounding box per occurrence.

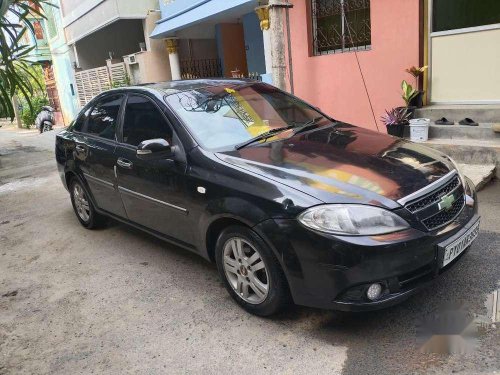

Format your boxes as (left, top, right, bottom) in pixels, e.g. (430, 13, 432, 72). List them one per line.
(431, 27, 500, 103)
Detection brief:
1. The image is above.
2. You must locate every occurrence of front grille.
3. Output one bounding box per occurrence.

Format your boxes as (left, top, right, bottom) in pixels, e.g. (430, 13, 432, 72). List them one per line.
(406, 175, 460, 213)
(404, 173, 466, 231)
(422, 195, 465, 230)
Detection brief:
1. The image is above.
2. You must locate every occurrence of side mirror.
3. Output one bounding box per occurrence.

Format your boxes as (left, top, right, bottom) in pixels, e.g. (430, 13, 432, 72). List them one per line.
(137, 138, 173, 159)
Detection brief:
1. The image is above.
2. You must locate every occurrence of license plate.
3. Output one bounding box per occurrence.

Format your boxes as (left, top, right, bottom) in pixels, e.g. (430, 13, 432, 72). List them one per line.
(441, 220, 480, 268)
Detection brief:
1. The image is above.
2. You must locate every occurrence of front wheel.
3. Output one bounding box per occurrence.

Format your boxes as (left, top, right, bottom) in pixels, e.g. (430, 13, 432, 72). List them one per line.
(215, 225, 291, 316)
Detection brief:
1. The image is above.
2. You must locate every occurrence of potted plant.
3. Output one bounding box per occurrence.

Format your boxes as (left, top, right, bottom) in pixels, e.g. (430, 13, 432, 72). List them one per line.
(405, 66, 427, 108)
(381, 107, 410, 137)
(231, 68, 242, 78)
(401, 80, 418, 118)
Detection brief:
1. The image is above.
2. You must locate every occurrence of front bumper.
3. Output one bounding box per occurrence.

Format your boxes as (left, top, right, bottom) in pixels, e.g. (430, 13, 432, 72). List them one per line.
(253, 180, 479, 312)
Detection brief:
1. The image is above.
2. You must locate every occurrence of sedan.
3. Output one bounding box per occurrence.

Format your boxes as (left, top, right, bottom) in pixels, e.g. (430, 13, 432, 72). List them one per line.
(56, 80, 479, 316)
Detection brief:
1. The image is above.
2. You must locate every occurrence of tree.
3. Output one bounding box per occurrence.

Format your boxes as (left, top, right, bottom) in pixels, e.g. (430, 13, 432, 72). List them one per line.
(0, 0, 52, 119)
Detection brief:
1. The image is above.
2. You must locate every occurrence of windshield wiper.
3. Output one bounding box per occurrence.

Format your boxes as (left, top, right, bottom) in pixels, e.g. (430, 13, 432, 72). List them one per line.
(235, 126, 294, 150)
(292, 116, 325, 135)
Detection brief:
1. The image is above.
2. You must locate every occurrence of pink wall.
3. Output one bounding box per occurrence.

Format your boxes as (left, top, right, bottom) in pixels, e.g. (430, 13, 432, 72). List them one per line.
(288, 0, 421, 132)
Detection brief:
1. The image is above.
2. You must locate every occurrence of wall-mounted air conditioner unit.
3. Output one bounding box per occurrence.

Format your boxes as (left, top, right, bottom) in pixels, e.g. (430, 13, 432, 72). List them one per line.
(125, 54, 138, 65)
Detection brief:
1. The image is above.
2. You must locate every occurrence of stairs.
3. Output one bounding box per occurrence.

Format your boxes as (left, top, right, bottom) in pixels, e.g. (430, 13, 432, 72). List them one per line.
(414, 105, 499, 188)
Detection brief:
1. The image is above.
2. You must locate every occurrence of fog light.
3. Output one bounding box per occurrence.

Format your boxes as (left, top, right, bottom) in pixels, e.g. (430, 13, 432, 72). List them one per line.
(366, 283, 383, 301)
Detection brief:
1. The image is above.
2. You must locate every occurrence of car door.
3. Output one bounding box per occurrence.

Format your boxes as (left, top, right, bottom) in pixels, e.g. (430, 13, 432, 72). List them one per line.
(75, 94, 127, 217)
(115, 93, 194, 246)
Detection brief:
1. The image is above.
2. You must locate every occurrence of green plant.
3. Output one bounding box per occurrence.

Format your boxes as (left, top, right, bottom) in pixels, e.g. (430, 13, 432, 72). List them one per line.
(381, 107, 410, 127)
(0, 0, 54, 119)
(401, 80, 418, 107)
(21, 96, 49, 128)
(111, 73, 131, 88)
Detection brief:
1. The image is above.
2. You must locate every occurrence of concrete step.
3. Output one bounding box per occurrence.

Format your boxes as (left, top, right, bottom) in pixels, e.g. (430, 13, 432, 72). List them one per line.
(458, 163, 496, 191)
(415, 104, 500, 124)
(428, 123, 500, 140)
(423, 138, 500, 181)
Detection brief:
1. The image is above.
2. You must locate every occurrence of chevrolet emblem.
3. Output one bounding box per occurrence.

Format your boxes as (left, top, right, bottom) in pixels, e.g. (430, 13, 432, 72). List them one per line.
(438, 194, 455, 211)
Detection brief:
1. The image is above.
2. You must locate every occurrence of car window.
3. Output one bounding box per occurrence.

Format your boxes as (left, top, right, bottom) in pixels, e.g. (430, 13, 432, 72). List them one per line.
(122, 95, 173, 146)
(72, 108, 90, 132)
(84, 95, 123, 140)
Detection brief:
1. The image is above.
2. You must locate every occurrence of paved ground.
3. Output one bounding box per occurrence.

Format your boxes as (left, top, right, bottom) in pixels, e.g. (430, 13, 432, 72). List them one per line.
(0, 123, 499, 375)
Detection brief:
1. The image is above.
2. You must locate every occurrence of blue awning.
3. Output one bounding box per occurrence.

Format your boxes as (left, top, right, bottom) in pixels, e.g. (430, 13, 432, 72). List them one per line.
(151, 0, 258, 39)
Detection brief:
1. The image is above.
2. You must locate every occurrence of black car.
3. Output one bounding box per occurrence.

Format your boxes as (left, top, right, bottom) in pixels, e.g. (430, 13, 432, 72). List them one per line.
(56, 80, 480, 316)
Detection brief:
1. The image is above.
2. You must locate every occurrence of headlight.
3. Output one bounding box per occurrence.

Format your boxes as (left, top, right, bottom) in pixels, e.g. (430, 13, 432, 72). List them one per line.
(298, 204, 410, 236)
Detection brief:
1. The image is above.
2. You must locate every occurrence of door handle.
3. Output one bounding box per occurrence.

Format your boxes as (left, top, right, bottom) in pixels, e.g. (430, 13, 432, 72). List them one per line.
(117, 158, 133, 169)
(75, 144, 86, 152)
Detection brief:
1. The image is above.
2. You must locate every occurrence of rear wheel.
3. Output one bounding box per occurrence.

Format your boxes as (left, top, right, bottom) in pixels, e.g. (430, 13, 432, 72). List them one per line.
(215, 225, 290, 316)
(69, 179, 106, 229)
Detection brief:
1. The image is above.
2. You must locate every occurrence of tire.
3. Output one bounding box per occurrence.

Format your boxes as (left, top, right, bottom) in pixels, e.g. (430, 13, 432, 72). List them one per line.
(215, 225, 291, 316)
(69, 178, 106, 229)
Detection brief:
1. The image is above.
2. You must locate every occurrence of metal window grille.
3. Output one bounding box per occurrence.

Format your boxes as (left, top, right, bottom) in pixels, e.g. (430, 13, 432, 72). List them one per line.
(311, 0, 371, 55)
(180, 58, 223, 79)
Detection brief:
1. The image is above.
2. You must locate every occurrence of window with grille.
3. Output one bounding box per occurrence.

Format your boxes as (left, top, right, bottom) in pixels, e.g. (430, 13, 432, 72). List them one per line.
(311, 0, 371, 56)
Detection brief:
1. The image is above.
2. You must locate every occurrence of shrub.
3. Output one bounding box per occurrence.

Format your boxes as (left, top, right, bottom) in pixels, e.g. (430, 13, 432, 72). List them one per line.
(21, 96, 49, 128)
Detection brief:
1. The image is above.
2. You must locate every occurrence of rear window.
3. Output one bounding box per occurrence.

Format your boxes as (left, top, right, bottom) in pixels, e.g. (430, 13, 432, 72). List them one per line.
(83, 95, 124, 140)
(72, 108, 90, 132)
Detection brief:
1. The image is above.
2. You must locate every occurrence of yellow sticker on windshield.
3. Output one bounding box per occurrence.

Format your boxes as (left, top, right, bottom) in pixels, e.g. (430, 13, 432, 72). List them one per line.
(223, 88, 270, 137)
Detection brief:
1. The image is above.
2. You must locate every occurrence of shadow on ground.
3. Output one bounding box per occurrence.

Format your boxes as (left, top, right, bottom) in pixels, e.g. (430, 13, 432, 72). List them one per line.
(105, 215, 500, 375)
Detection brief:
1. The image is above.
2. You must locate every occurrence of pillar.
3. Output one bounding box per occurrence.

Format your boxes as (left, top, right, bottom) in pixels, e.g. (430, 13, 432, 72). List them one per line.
(165, 38, 181, 81)
(259, 0, 292, 91)
(12, 95, 22, 129)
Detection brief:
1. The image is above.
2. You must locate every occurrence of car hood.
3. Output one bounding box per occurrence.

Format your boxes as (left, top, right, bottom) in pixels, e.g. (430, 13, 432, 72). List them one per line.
(216, 123, 453, 209)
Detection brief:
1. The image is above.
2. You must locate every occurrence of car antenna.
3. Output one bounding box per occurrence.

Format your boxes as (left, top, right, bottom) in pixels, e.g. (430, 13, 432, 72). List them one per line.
(342, 3, 380, 133)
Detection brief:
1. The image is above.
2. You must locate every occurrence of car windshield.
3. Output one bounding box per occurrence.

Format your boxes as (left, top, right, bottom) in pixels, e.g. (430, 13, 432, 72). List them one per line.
(164, 83, 329, 151)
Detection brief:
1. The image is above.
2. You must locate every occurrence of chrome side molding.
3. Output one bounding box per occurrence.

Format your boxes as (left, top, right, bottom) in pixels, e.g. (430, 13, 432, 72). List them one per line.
(118, 186, 188, 213)
(83, 173, 114, 188)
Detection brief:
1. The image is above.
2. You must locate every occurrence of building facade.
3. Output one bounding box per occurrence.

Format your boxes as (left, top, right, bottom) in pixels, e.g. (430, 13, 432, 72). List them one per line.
(60, 0, 172, 106)
(42, 0, 80, 124)
(426, 0, 500, 104)
(287, 0, 422, 131)
(20, 2, 65, 123)
(151, 0, 276, 85)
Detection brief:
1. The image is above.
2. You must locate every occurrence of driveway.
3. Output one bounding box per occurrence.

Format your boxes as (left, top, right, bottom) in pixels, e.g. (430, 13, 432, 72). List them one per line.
(0, 125, 499, 375)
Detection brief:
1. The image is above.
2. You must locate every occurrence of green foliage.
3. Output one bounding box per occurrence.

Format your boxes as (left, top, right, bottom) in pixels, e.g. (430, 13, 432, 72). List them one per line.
(0, 0, 55, 119)
(15, 64, 46, 97)
(21, 96, 49, 128)
(401, 80, 418, 107)
(111, 74, 131, 88)
(381, 107, 410, 127)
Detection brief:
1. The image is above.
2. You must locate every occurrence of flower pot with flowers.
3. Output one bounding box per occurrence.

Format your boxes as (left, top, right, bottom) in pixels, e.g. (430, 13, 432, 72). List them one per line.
(381, 107, 410, 137)
(405, 65, 428, 108)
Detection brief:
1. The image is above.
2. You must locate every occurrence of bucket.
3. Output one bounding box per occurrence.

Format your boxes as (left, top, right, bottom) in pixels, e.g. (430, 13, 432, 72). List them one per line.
(409, 118, 430, 142)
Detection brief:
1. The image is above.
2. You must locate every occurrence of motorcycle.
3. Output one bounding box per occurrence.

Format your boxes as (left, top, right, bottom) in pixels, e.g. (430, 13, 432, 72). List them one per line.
(35, 106, 55, 133)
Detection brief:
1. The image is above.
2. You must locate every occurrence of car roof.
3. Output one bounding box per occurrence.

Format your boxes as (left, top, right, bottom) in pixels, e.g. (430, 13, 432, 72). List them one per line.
(126, 78, 257, 96)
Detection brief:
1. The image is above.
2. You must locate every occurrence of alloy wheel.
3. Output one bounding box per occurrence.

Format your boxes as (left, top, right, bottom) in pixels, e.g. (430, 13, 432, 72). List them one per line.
(222, 237, 269, 304)
(73, 184, 90, 222)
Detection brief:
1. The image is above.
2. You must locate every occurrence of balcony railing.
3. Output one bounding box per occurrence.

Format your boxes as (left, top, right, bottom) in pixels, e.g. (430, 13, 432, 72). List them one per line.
(180, 58, 223, 79)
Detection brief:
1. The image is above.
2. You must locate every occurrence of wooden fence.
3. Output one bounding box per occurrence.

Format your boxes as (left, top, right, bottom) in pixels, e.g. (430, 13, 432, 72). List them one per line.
(74, 62, 127, 107)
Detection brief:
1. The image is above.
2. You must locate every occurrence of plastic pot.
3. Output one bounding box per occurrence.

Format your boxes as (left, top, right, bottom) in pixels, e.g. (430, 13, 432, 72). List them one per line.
(386, 123, 405, 137)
